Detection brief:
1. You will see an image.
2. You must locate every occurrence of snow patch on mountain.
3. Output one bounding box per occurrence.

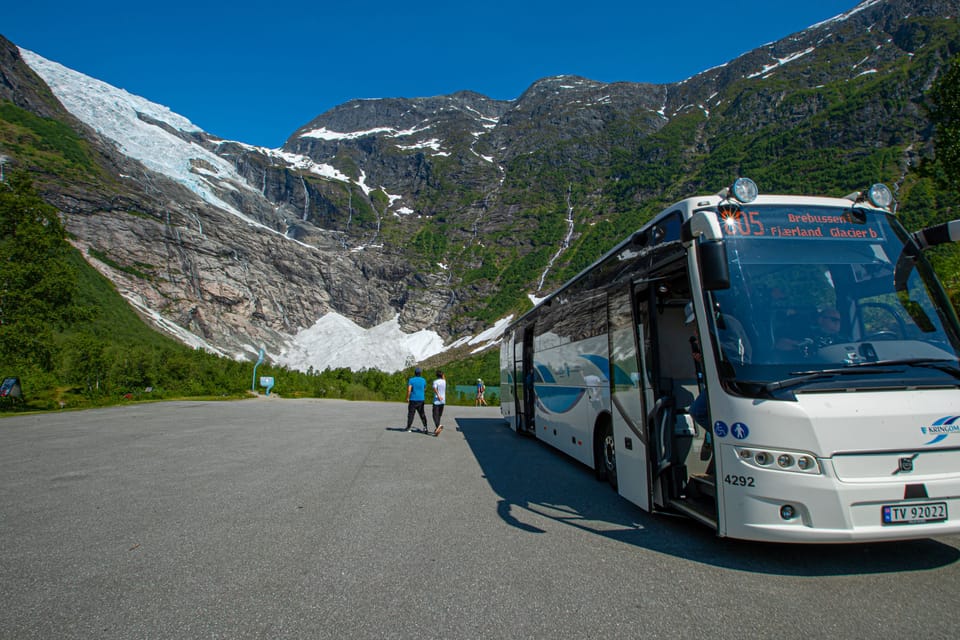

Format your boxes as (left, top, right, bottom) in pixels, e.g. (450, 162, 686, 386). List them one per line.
(19, 49, 359, 222)
(277, 313, 446, 373)
(19, 49, 257, 215)
(747, 47, 817, 79)
(811, 0, 885, 29)
(446, 316, 514, 352)
(302, 126, 396, 141)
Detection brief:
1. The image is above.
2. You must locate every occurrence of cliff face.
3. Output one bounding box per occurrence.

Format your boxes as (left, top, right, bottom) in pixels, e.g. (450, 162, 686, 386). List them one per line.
(1, 0, 958, 368)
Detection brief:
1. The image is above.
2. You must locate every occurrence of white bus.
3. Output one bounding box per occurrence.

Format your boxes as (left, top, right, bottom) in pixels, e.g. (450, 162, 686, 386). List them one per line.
(500, 178, 960, 543)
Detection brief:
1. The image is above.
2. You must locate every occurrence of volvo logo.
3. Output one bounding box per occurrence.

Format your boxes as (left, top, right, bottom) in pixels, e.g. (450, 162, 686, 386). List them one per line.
(893, 454, 919, 475)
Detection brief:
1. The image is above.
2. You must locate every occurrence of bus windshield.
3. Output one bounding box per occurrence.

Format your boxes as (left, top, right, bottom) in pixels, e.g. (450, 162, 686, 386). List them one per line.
(701, 204, 960, 393)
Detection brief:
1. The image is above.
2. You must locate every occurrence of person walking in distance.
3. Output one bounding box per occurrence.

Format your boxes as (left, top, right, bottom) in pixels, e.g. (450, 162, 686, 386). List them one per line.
(475, 378, 487, 406)
(405, 367, 429, 433)
(431, 370, 446, 436)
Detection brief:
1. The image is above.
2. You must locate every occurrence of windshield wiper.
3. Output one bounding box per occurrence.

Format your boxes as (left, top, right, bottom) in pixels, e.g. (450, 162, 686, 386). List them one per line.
(869, 358, 960, 380)
(829, 357, 960, 379)
(740, 359, 960, 396)
(758, 366, 900, 394)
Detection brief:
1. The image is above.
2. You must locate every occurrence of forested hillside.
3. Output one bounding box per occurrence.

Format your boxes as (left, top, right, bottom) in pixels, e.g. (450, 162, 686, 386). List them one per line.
(0, 174, 498, 410)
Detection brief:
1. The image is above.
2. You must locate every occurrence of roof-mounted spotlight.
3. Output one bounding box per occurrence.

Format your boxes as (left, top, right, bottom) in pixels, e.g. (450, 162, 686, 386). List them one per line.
(718, 177, 758, 204)
(844, 183, 895, 212)
(867, 183, 894, 210)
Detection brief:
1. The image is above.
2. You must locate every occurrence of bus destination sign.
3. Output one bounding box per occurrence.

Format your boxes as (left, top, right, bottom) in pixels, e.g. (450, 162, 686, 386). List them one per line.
(719, 207, 885, 241)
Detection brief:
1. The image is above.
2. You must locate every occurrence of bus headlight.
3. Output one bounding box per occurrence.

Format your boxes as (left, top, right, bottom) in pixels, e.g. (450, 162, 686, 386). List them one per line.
(735, 446, 821, 474)
(754, 451, 773, 466)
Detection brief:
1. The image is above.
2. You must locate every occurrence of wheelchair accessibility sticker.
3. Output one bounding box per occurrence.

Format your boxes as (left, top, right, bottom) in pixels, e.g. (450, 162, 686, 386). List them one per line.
(714, 421, 749, 440)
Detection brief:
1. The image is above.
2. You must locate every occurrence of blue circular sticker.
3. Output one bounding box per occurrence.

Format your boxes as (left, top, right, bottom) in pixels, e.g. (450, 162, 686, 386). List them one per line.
(731, 422, 750, 440)
(713, 421, 729, 438)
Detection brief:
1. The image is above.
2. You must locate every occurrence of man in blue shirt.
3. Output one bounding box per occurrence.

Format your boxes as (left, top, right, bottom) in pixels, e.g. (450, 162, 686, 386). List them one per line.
(405, 367, 429, 433)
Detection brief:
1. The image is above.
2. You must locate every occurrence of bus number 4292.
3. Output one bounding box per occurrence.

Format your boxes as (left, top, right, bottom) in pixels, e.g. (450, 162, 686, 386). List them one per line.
(724, 475, 755, 487)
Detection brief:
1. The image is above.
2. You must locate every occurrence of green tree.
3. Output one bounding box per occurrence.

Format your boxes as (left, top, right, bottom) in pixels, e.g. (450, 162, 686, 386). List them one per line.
(929, 55, 960, 191)
(60, 334, 108, 396)
(106, 344, 159, 394)
(923, 54, 960, 307)
(0, 172, 81, 370)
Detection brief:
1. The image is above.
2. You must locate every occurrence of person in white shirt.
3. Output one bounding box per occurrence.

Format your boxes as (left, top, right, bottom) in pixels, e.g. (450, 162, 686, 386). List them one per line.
(432, 370, 447, 436)
(475, 378, 487, 406)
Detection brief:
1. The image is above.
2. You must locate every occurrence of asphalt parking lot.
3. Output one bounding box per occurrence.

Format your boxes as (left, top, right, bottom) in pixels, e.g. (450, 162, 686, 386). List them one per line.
(2, 398, 959, 639)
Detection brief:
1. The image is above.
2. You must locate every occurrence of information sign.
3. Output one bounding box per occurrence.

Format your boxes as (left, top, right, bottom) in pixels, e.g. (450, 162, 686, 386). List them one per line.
(259, 376, 275, 396)
(719, 207, 885, 241)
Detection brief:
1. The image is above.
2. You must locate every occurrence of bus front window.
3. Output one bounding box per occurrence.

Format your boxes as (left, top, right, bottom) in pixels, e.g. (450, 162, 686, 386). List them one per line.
(702, 205, 960, 393)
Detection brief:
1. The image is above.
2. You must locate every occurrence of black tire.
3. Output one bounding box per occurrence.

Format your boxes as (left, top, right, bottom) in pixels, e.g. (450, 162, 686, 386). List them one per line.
(594, 431, 606, 482)
(596, 420, 618, 490)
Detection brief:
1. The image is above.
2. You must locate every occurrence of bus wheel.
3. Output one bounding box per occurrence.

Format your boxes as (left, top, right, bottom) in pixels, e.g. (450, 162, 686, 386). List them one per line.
(598, 421, 618, 490)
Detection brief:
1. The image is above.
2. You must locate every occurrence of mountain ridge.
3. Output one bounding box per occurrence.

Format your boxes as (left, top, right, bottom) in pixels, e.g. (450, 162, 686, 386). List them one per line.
(1, 0, 958, 371)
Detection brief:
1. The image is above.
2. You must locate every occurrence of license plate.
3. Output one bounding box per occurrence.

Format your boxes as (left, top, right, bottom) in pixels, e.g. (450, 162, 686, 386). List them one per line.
(882, 502, 948, 525)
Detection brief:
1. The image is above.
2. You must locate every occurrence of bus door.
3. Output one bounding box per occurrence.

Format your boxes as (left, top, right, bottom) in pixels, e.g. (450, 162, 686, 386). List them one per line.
(636, 264, 710, 516)
(607, 285, 652, 511)
(513, 325, 535, 434)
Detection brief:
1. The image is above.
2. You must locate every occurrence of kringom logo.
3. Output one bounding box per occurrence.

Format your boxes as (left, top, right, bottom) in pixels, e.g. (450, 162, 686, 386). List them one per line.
(921, 416, 960, 445)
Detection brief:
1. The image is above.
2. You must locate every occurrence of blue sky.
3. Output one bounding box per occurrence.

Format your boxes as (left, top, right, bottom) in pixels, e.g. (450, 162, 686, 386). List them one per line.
(5, 1, 859, 148)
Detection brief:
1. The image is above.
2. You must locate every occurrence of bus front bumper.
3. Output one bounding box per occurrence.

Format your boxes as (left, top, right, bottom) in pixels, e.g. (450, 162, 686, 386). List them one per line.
(721, 472, 960, 543)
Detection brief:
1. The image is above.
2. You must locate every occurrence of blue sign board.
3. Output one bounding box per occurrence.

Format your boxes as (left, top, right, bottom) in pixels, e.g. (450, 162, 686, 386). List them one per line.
(260, 376, 275, 395)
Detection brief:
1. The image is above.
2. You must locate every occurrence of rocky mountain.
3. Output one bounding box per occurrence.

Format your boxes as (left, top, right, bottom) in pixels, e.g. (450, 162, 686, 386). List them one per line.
(1, 0, 958, 371)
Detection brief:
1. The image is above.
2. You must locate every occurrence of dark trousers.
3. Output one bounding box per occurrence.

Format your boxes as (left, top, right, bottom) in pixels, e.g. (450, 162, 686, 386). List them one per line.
(432, 403, 445, 428)
(407, 401, 427, 429)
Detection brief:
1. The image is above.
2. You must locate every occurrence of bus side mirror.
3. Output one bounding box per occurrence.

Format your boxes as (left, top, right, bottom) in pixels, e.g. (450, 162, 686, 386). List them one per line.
(684, 210, 730, 290)
(698, 239, 730, 290)
(895, 219, 960, 294)
(893, 219, 960, 332)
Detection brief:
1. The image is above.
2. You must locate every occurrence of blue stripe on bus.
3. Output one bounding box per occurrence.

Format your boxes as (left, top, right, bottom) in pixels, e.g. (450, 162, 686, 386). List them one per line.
(579, 354, 634, 386)
(534, 364, 556, 383)
(534, 385, 586, 414)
